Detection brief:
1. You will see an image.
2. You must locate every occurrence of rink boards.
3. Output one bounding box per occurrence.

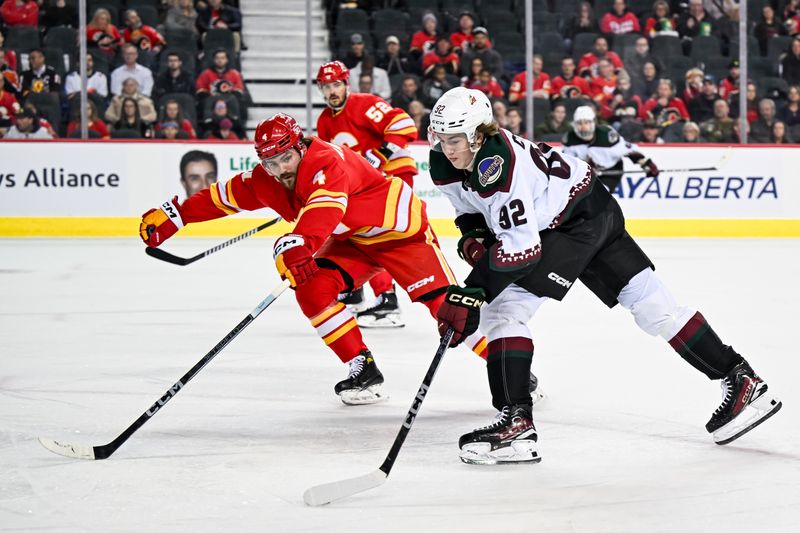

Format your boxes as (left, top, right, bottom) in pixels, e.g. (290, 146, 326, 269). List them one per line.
(1, 140, 799, 237)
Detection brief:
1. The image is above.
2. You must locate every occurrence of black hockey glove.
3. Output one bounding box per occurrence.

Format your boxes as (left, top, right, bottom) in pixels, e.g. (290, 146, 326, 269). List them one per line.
(436, 285, 485, 347)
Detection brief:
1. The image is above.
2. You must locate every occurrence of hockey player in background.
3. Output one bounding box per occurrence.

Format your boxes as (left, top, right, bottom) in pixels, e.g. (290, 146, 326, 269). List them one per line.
(140, 113, 488, 405)
(562, 105, 659, 192)
(429, 88, 781, 465)
(315, 60, 418, 328)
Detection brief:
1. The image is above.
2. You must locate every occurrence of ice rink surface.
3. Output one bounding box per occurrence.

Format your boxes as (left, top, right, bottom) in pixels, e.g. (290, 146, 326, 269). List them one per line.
(1, 236, 798, 533)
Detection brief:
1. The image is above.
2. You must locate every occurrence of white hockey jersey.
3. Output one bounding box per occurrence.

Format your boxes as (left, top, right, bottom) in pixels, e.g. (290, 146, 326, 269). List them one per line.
(561, 126, 637, 170)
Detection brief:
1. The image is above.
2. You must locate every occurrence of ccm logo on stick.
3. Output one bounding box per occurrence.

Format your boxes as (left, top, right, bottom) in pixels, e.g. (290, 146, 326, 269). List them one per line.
(548, 272, 572, 288)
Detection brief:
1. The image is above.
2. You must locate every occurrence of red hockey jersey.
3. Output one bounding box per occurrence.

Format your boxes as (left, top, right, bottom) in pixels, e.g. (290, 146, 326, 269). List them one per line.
(316, 92, 418, 180)
(181, 137, 426, 253)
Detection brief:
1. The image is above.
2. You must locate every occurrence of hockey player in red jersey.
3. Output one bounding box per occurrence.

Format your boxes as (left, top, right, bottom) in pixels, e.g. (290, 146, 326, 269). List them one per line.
(140, 112, 488, 405)
(315, 60, 418, 328)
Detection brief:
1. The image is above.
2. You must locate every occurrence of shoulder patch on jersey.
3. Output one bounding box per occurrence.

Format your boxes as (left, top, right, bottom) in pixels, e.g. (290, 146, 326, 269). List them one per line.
(607, 127, 619, 144)
(468, 134, 514, 195)
(476, 155, 504, 187)
(593, 125, 620, 147)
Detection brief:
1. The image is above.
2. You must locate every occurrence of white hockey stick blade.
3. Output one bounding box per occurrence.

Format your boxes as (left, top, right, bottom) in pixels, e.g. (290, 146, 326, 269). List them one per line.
(38, 437, 96, 460)
(303, 469, 387, 506)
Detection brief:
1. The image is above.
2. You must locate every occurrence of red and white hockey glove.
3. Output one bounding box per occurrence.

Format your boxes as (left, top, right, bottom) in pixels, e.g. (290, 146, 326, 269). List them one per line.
(139, 196, 184, 247)
(364, 148, 388, 169)
(273, 234, 319, 287)
(436, 285, 485, 347)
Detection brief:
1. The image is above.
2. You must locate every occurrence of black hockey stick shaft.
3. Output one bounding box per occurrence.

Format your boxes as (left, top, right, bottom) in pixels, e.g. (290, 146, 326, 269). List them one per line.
(41, 279, 291, 460)
(378, 328, 454, 476)
(598, 166, 717, 177)
(145, 217, 282, 266)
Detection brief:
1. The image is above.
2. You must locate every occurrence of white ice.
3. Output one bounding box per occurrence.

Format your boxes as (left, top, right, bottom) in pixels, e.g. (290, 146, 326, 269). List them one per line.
(1, 236, 798, 532)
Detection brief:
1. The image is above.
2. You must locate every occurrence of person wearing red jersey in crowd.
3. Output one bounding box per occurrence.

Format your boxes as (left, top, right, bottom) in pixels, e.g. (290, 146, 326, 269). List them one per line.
(67, 101, 110, 139)
(0, 32, 18, 72)
(450, 11, 485, 52)
(600, 0, 641, 35)
(644, 0, 678, 38)
(87, 7, 122, 58)
(551, 56, 591, 100)
(640, 78, 689, 127)
(154, 99, 197, 139)
(590, 59, 620, 118)
(0, 75, 21, 122)
(718, 59, 740, 102)
(508, 54, 551, 103)
(1, 0, 39, 27)
(139, 112, 489, 405)
(0, 42, 20, 99)
(422, 36, 460, 77)
(577, 36, 624, 79)
(410, 12, 438, 60)
(195, 48, 245, 107)
(122, 8, 166, 68)
(469, 68, 504, 99)
(315, 60, 418, 327)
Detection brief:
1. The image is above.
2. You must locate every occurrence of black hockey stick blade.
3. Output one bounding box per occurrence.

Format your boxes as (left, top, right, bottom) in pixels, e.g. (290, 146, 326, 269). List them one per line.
(38, 279, 292, 460)
(303, 329, 455, 506)
(144, 217, 282, 266)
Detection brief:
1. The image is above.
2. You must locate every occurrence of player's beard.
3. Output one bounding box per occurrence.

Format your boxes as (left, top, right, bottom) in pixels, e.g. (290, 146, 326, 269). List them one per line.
(277, 173, 296, 189)
(326, 90, 348, 111)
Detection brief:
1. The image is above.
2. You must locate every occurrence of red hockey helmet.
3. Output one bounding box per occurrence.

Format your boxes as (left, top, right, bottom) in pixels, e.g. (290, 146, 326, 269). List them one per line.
(316, 60, 350, 85)
(254, 113, 305, 161)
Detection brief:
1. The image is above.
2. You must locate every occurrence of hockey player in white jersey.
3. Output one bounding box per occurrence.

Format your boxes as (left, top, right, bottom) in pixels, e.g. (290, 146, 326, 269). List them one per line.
(562, 105, 659, 192)
(428, 87, 781, 465)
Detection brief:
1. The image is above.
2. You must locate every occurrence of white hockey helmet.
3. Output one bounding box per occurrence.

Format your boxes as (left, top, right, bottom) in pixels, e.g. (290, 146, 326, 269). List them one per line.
(428, 87, 494, 152)
(573, 105, 596, 141)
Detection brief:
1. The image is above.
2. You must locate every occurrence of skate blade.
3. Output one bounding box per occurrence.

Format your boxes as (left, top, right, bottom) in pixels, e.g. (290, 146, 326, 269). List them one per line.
(338, 384, 389, 405)
(356, 313, 405, 329)
(713, 394, 782, 445)
(459, 441, 541, 465)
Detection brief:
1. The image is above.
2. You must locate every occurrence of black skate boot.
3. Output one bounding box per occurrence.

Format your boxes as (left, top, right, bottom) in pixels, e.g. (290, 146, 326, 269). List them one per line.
(706, 360, 782, 445)
(355, 289, 404, 328)
(459, 404, 541, 465)
(334, 350, 388, 405)
(339, 286, 367, 312)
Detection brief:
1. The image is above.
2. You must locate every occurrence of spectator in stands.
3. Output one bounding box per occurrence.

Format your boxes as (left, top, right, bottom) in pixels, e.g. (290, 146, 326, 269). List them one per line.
(641, 120, 665, 143)
(349, 54, 390, 100)
(156, 120, 188, 140)
(468, 68, 504, 98)
(562, 2, 599, 53)
(0, 32, 18, 72)
(689, 74, 719, 123)
(633, 60, 659, 100)
(65, 53, 108, 102)
(682, 67, 704, 105)
(205, 117, 238, 140)
(1, 0, 39, 28)
(420, 63, 454, 107)
(730, 80, 759, 124)
(785, 0, 800, 20)
(122, 9, 166, 68)
(754, 5, 787, 57)
(643, 1, 678, 38)
(66, 100, 109, 138)
(200, 96, 244, 138)
(0, 117, 10, 137)
(719, 60, 740, 102)
(105, 77, 157, 124)
(771, 120, 793, 143)
(460, 27, 502, 78)
(358, 72, 373, 94)
(610, 73, 643, 126)
(577, 36, 623, 79)
(1, 43, 21, 98)
(155, 98, 196, 138)
(22, 101, 57, 136)
(407, 99, 428, 139)
(680, 121, 701, 142)
(197, 0, 242, 51)
(781, 37, 800, 86)
(20, 48, 61, 98)
(5, 108, 53, 138)
(508, 54, 551, 103)
(551, 56, 591, 100)
(153, 51, 195, 102)
(626, 37, 663, 87)
(87, 7, 122, 58)
(342, 33, 366, 69)
(777, 84, 800, 126)
(449, 11, 479, 53)
(112, 96, 152, 137)
(534, 101, 570, 138)
(378, 35, 412, 76)
(41, 0, 78, 30)
(461, 57, 483, 88)
(0, 74, 20, 120)
(492, 99, 508, 127)
(166, 0, 199, 36)
(590, 58, 620, 115)
(422, 36, 459, 77)
(750, 98, 778, 142)
(641, 78, 689, 127)
(410, 12, 438, 61)
(506, 107, 525, 138)
(600, 0, 641, 36)
(111, 44, 154, 96)
(390, 75, 420, 113)
(699, 98, 736, 142)
(677, 0, 716, 40)
(195, 48, 244, 107)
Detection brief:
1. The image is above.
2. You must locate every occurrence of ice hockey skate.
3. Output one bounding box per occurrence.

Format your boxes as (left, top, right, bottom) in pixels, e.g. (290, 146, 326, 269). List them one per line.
(706, 360, 782, 445)
(355, 289, 404, 328)
(459, 405, 541, 465)
(529, 372, 545, 405)
(338, 286, 368, 312)
(334, 351, 388, 405)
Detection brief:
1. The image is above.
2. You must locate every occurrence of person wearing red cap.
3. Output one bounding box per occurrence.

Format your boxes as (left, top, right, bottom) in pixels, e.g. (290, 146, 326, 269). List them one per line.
(139, 112, 489, 405)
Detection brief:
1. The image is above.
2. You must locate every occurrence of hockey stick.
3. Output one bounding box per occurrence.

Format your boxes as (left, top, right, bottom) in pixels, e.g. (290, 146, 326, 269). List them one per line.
(598, 148, 734, 177)
(38, 279, 292, 460)
(303, 328, 455, 506)
(145, 217, 282, 266)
